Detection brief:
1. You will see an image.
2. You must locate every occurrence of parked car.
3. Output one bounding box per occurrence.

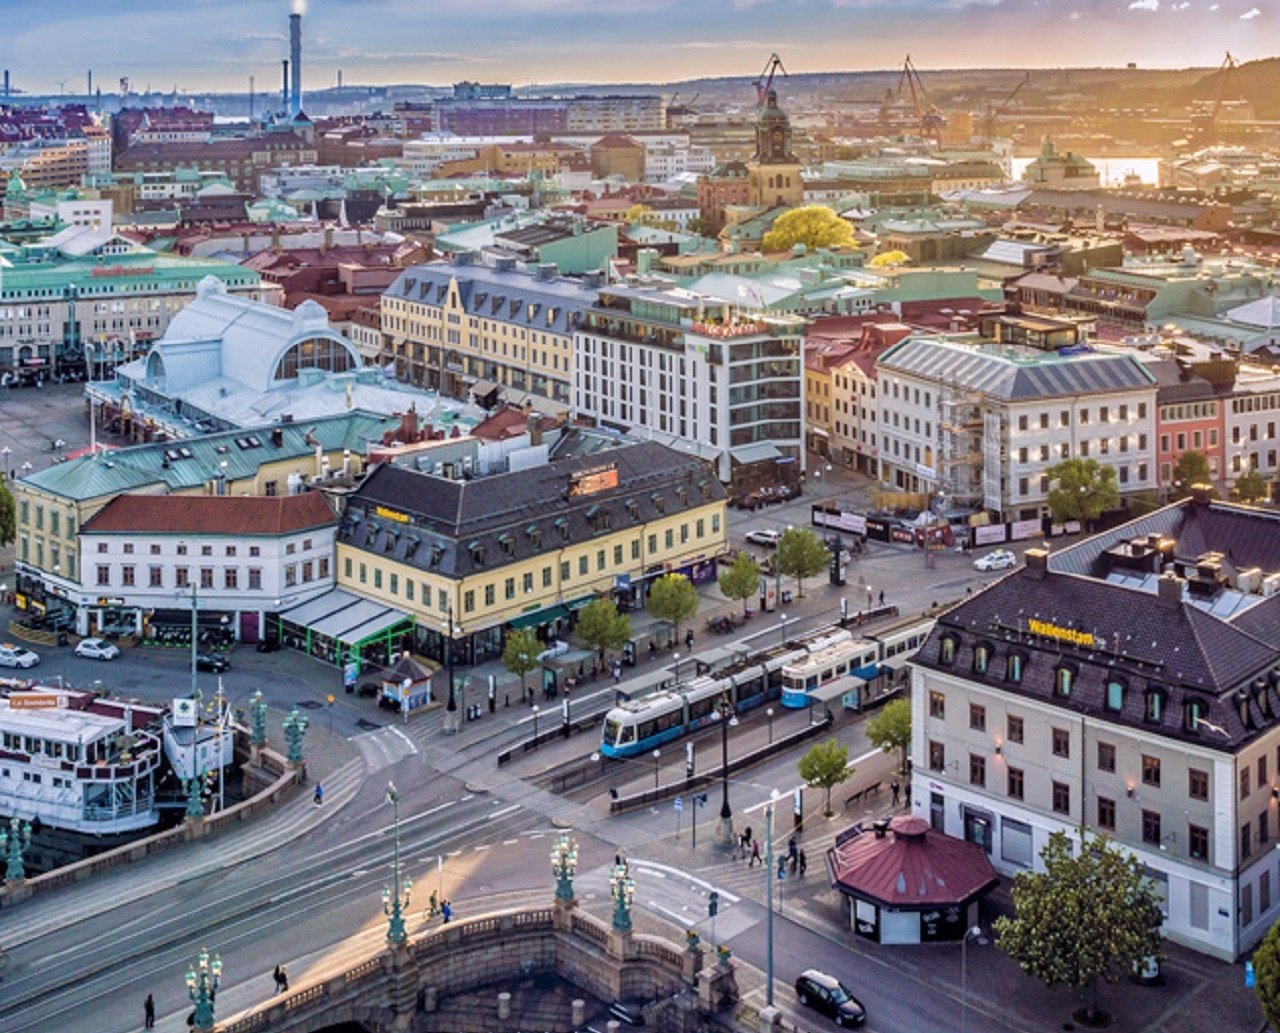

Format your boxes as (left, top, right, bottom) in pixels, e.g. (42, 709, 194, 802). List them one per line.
(74, 638, 120, 661)
(195, 652, 230, 673)
(538, 640, 570, 661)
(973, 548, 1017, 572)
(794, 970, 866, 1028)
(0, 644, 40, 668)
(745, 528, 782, 547)
(255, 637, 283, 653)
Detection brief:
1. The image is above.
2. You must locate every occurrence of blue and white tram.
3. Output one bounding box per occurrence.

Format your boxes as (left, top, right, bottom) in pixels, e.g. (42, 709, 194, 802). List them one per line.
(779, 630, 880, 708)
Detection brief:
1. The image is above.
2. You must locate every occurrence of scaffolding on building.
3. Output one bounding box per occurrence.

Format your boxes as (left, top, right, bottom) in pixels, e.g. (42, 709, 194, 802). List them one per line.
(938, 375, 987, 508)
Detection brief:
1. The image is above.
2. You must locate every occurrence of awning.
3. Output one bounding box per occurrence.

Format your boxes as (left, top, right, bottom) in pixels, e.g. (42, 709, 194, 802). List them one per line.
(508, 604, 568, 630)
(280, 588, 410, 646)
(730, 441, 783, 465)
(809, 674, 866, 703)
(470, 378, 499, 397)
(565, 595, 596, 612)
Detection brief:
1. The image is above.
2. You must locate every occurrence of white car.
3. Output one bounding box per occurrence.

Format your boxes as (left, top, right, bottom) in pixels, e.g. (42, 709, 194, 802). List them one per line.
(75, 638, 120, 661)
(0, 643, 40, 668)
(745, 528, 782, 547)
(974, 549, 1017, 572)
(538, 640, 570, 661)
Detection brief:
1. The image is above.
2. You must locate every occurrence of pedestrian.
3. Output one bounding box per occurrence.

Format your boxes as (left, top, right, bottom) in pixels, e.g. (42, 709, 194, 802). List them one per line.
(273, 964, 282, 993)
(799, 849, 807, 876)
(428, 890, 439, 917)
(313, 782, 323, 805)
(750, 839, 761, 866)
(789, 852, 797, 875)
(777, 856, 786, 880)
(613, 663, 621, 685)
(904, 783, 912, 806)
(275, 964, 288, 992)
(879, 589, 885, 607)
(442, 899, 453, 923)
(788, 836, 797, 863)
(685, 629, 694, 650)
(891, 779, 901, 806)
(144, 993, 156, 1028)
(615, 851, 623, 867)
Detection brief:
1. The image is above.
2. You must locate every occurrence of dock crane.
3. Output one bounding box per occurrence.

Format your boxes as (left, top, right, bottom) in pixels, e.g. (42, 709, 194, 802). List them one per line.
(896, 55, 945, 142)
(754, 53, 788, 107)
(978, 72, 1029, 143)
(1193, 51, 1243, 140)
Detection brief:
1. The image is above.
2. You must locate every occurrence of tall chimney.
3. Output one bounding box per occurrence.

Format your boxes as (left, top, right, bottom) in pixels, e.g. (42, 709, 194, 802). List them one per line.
(281, 60, 289, 114)
(3, 71, 9, 98)
(289, 8, 303, 115)
(87, 70, 93, 97)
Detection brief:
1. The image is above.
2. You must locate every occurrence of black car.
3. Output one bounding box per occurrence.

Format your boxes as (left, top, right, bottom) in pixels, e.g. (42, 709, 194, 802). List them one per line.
(195, 652, 230, 673)
(794, 970, 866, 1028)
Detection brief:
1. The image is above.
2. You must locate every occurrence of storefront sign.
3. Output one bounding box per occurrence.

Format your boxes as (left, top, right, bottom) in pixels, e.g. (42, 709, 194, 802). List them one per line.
(91, 264, 154, 279)
(375, 505, 410, 524)
(1028, 619, 1094, 649)
(569, 464, 618, 497)
(973, 524, 1008, 546)
(95, 597, 125, 607)
(10, 694, 60, 709)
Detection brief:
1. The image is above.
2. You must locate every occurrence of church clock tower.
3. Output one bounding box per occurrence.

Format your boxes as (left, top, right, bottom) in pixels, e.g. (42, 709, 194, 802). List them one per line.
(747, 88, 803, 209)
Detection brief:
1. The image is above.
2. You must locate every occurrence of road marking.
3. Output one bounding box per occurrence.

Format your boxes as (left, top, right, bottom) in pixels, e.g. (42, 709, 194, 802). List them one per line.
(647, 900, 690, 924)
(388, 726, 418, 754)
(741, 746, 886, 815)
(630, 859, 740, 903)
(502, 838, 519, 845)
(473, 843, 491, 852)
(461, 793, 474, 801)
(488, 803, 521, 820)
(447, 849, 462, 857)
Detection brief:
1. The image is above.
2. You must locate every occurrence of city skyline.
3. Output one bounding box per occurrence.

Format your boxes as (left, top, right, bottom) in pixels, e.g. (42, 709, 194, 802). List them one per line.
(0, 0, 1275, 96)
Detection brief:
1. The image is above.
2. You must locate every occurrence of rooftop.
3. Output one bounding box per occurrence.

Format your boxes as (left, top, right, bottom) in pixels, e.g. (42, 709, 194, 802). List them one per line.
(82, 493, 337, 536)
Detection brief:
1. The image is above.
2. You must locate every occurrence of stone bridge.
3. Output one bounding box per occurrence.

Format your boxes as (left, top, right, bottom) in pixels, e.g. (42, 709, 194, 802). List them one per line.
(216, 897, 739, 1033)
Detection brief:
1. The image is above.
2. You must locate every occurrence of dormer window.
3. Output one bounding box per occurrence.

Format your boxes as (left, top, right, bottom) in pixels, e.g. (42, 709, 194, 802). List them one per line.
(555, 518, 570, 542)
(1054, 666, 1074, 698)
(1184, 699, 1205, 734)
(939, 635, 958, 665)
(1144, 688, 1165, 723)
(651, 492, 666, 514)
(676, 486, 688, 506)
(625, 499, 640, 521)
(526, 524, 541, 549)
(430, 544, 444, 567)
(1006, 653, 1024, 684)
(468, 540, 485, 567)
(973, 643, 991, 675)
(1105, 678, 1126, 713)
(499, 534, 515, 558)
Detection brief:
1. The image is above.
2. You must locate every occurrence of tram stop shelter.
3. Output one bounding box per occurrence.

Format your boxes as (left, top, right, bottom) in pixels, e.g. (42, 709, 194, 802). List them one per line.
(276, 588, 415, 670)
(826, 815, 998, 945)
(379, 653, 436, 713)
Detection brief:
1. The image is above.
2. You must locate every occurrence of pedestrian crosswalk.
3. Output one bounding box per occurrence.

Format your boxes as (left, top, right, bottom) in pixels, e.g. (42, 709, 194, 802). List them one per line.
(352, 723, 419, 771)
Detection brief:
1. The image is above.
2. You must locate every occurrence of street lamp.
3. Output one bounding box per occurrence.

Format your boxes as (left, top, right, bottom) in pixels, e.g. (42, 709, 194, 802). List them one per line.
(766, 707, 774, 744)
(764, 788, 780, 1006)
(961, 924, 982, 1033)
(551, 831, 578, 904)
(610, 860, 635, 932)
(672, 651, 681, 686)
(0, 816, 33, 880)
(713, 696, 739, 846)
(532, 703, 540, 741)
(184, 947, 222, 1031)
(382, 782, 412, 944)
(176, 581, 199, 699)
(779, 612, 788, 647)
(653, 747, 661, 789)
(442, 604, 462, 735)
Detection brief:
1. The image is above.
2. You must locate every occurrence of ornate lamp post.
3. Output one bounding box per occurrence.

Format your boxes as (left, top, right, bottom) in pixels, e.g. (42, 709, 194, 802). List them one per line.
(712, 697, 738, 847)
(183, 769, 207, 819)
(610, 861, 635, 933)
(442, 604, 463, 735)
(382, 782, 412, 945)
(551, 831, 578, 904)
(249, 689, 268, 747)
(282, 706, 308, 764)
(0, 816, 33, 880)
(184, 947, 222, 1031)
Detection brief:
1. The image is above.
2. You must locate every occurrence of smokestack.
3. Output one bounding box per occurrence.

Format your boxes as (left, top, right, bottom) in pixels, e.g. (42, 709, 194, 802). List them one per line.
(337, 70, 343, 89)
(249, 75, 255, 124)
(3, 71, 8, 98)
(282, 59, 289, 115)
(289, 8, 302, 115)
(87, 70, 92, 97)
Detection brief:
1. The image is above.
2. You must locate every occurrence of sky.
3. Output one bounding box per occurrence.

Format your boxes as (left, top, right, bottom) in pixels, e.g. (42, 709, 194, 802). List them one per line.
(1, 0, 1276, 95)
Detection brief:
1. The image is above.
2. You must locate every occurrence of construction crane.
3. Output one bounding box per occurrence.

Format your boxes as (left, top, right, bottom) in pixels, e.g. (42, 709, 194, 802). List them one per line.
(1195, 51, 1245, 140)
(978, 72, 1029, 143)
(895, 55, 945, 142)
(754, 53, 787, 107)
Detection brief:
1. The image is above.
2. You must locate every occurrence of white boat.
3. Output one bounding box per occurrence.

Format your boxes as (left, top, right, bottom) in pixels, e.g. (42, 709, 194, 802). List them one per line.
(0, 687, 164, 835)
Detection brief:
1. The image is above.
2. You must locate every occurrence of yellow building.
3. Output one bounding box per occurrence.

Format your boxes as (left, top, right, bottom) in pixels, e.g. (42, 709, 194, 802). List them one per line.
(330, 433, 728, 667)
(746, 89, 803, 210)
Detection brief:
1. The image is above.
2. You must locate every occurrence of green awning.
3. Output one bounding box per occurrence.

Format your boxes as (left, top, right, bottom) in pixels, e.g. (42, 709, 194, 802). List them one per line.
(565, 596, 597, 612)
(508, 604, 568, 630)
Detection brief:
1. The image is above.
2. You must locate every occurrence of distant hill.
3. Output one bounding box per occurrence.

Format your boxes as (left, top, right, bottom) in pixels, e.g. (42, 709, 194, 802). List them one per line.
(1179, 56, 1280, 119)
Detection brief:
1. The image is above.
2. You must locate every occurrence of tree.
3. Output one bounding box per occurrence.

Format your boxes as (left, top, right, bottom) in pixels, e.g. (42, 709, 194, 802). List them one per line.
(1234, 467, 1270, 503)
(868, 249, 910, 268)
(0, 477, 14, 548)
(761, 206, 855, 252)
(1171, 450, 1214, 496)
(718, 552, 760, 616)
(1045, 458, 1120, 529)
(501, 627, 541, 703)
(865, 698, 911, 775)
(645, 573, 700, 644)
(993, 831, 1164, 1027)
(798, 738, 851, 816)
(1254, 919, 1280, 1030)
(623, 203, 653, 224)
(775, 527, 829, 599)
(574, 597, 631, 663)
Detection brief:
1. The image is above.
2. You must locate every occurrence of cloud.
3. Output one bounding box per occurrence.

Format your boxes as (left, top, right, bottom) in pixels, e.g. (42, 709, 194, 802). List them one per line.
(1170, 1, 1189, 9)
(1208, 2, 1219, 7)
(1068, 8, 1081, 16)
(1127, 0, 1158, 9)
(1240, 5, 1260, 16)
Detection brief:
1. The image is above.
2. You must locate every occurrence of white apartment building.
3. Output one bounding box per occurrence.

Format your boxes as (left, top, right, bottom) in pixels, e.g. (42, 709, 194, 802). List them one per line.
(1227, 366, 1280, 482)
(574, 284, 805, 486)
(877, 333, 1158, 519)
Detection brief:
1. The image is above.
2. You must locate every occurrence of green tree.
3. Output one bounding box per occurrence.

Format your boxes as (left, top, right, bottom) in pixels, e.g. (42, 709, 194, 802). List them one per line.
(993, 831, 1164, 1027)
(1045, 458, 1120, 528)
(1234, 467, 1270, 503)
(761, 206, 856, 252)
(501, 627, 541, 704)
(1171, 450, 1214, 496)
(645, 573, 700, 644)
(775, 527, 829, 599)
(0, 477, 15, 548)
(1254, 919, 1280, 1030)
(718, 552, 760, 616)
(575, 597, 631, 663)
(797, 738, 851, 816)
(865, 697, 911, 775)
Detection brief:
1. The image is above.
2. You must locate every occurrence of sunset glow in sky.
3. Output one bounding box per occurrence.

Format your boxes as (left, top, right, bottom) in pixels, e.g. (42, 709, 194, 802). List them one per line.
(2, 0, 1272, 93)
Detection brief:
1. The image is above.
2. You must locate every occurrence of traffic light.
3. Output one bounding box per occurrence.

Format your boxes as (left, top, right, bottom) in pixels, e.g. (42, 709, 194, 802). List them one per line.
(708, 891, 719, 918)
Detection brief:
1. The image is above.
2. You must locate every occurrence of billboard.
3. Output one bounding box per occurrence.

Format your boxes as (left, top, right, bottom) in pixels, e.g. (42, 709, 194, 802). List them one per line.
(569, 464, 618, 497)
(9, 694, 60, 710)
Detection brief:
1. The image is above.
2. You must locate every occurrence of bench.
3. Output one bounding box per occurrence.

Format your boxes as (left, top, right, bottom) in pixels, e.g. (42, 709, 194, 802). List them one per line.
(843, 789, 864, 809)
(868, 780, 883, 796)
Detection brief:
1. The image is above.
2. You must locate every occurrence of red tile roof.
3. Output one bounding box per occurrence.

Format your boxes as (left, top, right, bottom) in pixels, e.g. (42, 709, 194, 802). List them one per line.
(827, 816, 998, 909)
(82, 493, 337, 536)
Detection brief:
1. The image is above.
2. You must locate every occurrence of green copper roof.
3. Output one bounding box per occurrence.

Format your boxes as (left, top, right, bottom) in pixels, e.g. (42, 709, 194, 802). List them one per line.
(0, 252, 259, 300)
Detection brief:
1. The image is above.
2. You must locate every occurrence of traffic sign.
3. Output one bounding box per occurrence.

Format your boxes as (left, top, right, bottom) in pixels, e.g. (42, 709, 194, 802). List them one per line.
(708, 891, 720, 917)
(1247, 961, 1256, 988)
(674, 796, 683, 811)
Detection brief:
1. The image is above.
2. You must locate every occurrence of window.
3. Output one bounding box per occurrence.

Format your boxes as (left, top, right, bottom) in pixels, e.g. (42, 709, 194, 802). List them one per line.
(201, 545, 213, 557)
(97, 542, 108, 554)
(175, 568, 189, 588)
(1105, 679, 1125, 712)
(969, 754, 986, 787)
(504, 577, 515, 600)
(387, 572, 396, 594)
(1052, 727, 1070, 759)
(1188, 768, 1209, 801)
(248, 568, 262, 590)
(1007, 714, 1024, 744)
(226, 545, 236, 557)
(1055, 666, 1073, 698)
(1242, 821, 1253, 859)
(1260, 756, 1269, 788)
(1262, 812, 1270, 846)
(973, 644, 991, 675)
(1007, 766, 1025, 801)
(939, 636, 958, 664)
(484, 584, 495, 607)
(285, 565, 298, 588)
(319, 558, 329, 579)
(523, 571, 534, 594)
(1241, 767, 1251, 800)
(463, 590, 475, 614)
(224, 568, 237, 590)
(578, 556, 588, 576)
(373, 569, 382, 590)
(1052, 781, 1070, 815)
(928, 740, 945, 772)
(151, 544, 161, 555)
(176, 544, 187, 556)
(1184, 699, 1205, 733)
(121, 565, 135, 587)
(149, 566, 163, 587)
(250, 546, 260, 557)
(1142, 810, 1161, 845)
(96, 565, 109, 586)
(969, 703, 986, 731)
(1098, 741, 1116, 773)
(1144, 689, 1164, 723)
(1189, 824, 1209, 860)
(929, 691, 945, 719)
(1006, 653, 1024, 683)
(1142, 754, 1161, 787)
(1098, 796, 1116, 831)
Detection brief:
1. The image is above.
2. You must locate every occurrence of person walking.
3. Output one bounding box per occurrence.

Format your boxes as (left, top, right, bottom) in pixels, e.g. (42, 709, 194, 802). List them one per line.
(313, 783, 323, 805)
(613, 662, 621, 685)
(273, 965, 282, 993)
(749, 839, 762, 867)
(798, 850, 807, 877)
(685, 629, 694, 650)
(144, 993, 156, 1028)
(777, 856, 787, 880)
(891, 779, 901, 806)
(879, 589, 885, 607)
(442, 899, 453, 923)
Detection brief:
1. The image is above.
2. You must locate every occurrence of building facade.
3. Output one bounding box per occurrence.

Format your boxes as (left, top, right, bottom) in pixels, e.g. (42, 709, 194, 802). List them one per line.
(746, 90, 803, 210)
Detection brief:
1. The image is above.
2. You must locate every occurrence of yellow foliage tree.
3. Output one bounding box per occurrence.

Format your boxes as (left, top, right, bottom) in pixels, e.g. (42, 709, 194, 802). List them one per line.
(761, 206, 855, 252)
(623, 203, 653, 223)
(868, 249, 910, 268)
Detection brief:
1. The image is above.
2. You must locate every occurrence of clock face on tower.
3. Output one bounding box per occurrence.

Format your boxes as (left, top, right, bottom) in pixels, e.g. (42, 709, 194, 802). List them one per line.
(771, 128, 784, 153)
